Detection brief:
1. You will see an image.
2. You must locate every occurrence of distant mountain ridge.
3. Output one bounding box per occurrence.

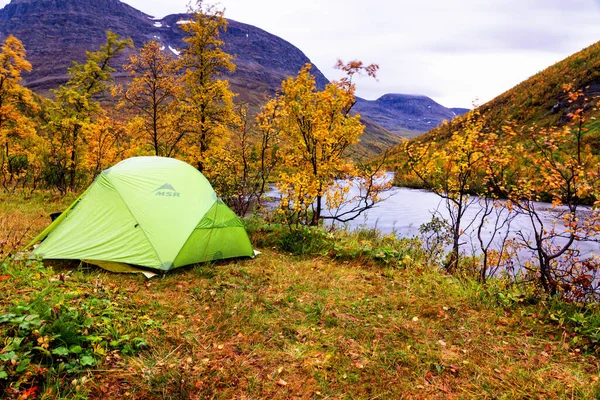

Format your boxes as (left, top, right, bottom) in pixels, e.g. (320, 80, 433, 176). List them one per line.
(0, 0, 465, 152)
(355, 94, 467, 136)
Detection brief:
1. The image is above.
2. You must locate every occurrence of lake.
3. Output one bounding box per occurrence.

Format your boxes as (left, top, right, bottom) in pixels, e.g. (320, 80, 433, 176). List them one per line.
(290, 186, 599, 258)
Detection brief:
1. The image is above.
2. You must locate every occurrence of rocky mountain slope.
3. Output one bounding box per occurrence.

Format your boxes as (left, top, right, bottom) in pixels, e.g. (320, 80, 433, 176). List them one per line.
(0, 0, 329, 100)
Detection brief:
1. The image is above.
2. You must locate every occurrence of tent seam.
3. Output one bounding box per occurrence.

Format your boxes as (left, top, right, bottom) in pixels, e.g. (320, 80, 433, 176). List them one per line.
(171, 199, 219, 267)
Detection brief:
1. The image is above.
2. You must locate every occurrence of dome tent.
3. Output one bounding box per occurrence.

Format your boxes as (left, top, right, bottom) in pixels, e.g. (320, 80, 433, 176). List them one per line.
(28, 157, 254, 273)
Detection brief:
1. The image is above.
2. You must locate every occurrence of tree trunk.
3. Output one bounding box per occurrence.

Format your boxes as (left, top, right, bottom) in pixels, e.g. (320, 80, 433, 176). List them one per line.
(69, 126, 80, 191)
(445, 208, 462, 273)
(312, 194, 322, 226)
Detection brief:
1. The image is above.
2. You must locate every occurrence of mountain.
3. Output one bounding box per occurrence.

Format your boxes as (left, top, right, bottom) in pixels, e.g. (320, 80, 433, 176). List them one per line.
(0, 0, 328, 97)
(354, 94, 467, 137)
(0, 0, 459, 154)
(450, 107, 470, 116)
(0, 0, 404, 156)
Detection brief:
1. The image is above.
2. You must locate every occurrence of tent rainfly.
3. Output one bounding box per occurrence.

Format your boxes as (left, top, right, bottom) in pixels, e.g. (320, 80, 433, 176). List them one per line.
(28, 156, 254, 273)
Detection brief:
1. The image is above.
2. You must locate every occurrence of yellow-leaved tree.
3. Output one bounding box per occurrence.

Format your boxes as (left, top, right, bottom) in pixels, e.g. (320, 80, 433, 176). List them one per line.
(405, 110, 487, 272)
(115, 40, 184, 157)
(206, 103, 283, 216)
(506, 89, 600, 299)
(44, 31, 132, 192)
(177, 0, 237, 173)
(0, 35, 40, 191)
(83, 112, 128, 178)
(262, 61, 390, 226)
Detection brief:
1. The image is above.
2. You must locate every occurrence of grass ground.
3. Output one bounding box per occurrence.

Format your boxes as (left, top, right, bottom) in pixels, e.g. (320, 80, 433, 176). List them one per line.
(1, 192, 599, 399)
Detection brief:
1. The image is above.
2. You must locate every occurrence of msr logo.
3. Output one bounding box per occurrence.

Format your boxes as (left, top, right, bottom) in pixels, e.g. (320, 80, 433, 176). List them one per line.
(153, 183, 181, 197)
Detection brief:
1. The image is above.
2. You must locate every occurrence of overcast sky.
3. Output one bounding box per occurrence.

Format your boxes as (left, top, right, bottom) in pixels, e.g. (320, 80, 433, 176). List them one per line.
(4, 0, 600, 108)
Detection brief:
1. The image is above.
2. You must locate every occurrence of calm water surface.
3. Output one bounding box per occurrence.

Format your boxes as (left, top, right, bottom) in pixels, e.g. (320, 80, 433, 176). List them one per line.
(320, 187, 599, 257)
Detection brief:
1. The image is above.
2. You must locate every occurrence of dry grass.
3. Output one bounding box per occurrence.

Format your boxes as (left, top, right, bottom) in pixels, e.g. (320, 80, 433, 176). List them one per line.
(0, 192, 75, 257)
(1, 192, 599, 399)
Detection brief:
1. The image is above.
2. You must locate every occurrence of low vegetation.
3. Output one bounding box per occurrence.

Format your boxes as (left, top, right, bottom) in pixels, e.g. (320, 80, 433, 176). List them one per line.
(1, 194, 600, 399)
(391, 87, 600, 301)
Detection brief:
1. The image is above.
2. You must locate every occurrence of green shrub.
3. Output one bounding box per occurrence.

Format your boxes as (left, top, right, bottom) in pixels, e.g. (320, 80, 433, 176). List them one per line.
(0, 260, 148, 396)
(547, 301, 600, 352)
(277, 226, 333, 255)
(244, 217, 423, 267)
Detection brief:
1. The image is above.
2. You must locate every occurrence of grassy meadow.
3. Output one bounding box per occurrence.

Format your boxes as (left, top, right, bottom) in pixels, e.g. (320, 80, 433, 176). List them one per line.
(1, 192, 600, 399)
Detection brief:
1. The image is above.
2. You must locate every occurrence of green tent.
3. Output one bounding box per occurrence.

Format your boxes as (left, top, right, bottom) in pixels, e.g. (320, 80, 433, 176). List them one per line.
(29, 156, 254, 273)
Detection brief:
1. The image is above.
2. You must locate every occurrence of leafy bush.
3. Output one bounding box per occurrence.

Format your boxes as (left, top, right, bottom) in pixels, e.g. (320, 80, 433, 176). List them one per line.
(245, 217, 423, 267)
(277, 226, 333, 255)
(7, 154, 29, 176)
(0, 260, 148, 397)
(547, 302, 600, 352)
(418, 216, 452, 266)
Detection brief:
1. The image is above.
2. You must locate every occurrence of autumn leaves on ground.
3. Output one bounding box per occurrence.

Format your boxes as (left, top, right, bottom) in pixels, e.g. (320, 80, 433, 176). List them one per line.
(0, 194, 599, 399)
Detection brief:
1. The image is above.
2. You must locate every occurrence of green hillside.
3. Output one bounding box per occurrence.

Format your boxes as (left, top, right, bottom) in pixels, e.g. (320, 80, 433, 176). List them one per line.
(477, 41, 600, 131)
(387, 40, 600, 178)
